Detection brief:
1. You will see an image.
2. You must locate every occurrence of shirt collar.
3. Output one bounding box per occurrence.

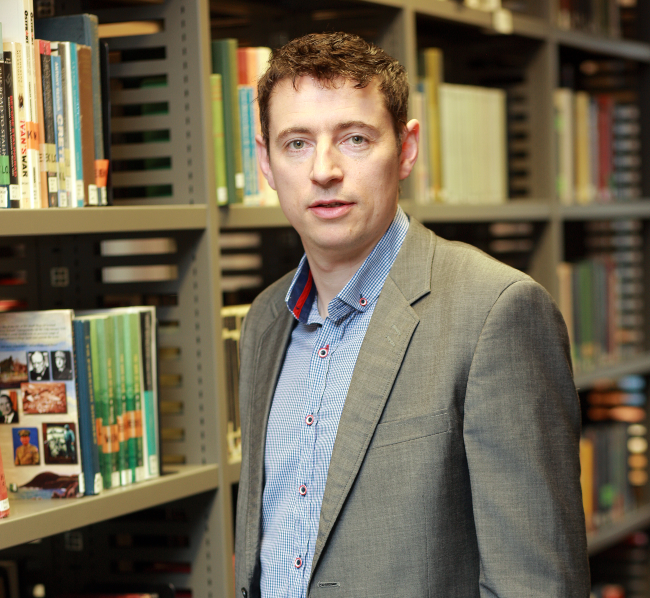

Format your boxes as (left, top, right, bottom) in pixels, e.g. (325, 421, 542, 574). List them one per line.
(285, 206, 410, 324)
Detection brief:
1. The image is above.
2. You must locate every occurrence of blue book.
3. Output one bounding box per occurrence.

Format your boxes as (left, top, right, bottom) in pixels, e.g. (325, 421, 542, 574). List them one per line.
(69, 43, 84, 207)
(238, 85, 257, 197)
(50, 52, 66, 207)
(73, 319, 103, 495)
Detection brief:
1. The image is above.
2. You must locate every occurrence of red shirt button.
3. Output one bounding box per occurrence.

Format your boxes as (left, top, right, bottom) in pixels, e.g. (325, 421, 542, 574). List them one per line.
(299, 484, 307, 496)
(294, 556, 303, 569)
(359, 297, 368, 307)
(317, 345, 329, 358)
(305, 414, 314, 426)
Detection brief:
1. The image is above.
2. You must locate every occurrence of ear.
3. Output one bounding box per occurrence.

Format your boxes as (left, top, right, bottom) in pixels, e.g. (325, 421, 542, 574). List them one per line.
(256, 134, 277, 190)
(398, 119, 420, 181)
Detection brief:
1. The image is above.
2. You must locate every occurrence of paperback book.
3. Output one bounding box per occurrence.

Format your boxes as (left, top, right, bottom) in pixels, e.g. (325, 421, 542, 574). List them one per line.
(0, 310, 83, 499)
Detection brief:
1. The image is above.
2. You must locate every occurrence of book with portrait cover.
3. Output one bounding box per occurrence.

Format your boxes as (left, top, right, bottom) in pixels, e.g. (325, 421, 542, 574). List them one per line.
(0, 310, 83, 498)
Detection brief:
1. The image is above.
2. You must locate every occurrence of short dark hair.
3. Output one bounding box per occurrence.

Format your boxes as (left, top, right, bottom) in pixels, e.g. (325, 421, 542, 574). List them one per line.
(258, 32, 409, 149)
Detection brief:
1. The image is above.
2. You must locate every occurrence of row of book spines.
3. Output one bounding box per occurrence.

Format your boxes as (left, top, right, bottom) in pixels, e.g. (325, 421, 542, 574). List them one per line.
(580, 424, 641, 532)
(0, 29, 108, 208)
(556, 0, 622, 37)
(210, 41, 278, 207)
(74, 310, 157, 495)
(554, 88, 640, 205)
(557, 256, 643, 373)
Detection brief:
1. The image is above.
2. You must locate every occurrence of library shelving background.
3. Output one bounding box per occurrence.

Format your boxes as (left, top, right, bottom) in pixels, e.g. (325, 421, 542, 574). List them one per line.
(2, 0, 650, 596)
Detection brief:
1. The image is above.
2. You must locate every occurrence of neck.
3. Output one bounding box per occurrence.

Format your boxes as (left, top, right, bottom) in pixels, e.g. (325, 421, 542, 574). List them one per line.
(306, 249, 369, 318)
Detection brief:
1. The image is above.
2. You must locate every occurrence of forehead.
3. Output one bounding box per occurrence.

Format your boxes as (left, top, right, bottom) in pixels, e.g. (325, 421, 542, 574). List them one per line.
(267, 76, 389, 132)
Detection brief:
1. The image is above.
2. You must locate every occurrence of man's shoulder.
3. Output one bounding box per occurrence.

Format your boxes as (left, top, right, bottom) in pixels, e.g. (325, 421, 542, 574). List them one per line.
(244, 268, 295, 331)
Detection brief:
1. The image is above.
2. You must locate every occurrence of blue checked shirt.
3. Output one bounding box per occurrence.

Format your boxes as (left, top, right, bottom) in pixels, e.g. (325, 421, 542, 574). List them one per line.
(260, 206, 410, 598)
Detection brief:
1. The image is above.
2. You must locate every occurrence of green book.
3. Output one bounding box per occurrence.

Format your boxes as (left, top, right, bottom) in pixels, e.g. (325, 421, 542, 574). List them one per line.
(210, 73, 228, 206)
(124, 312, 145, 482)
(211, 39, 244, 203)
(139, 308, 160, 479)
(112, 314, 131, 486)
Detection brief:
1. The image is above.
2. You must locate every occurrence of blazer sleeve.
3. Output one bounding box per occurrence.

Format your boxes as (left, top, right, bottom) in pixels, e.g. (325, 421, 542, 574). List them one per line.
(462, 279, 590, 597)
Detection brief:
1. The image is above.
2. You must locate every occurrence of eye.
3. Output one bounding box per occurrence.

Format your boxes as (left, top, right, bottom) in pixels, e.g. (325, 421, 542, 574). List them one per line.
(350, 135, 365, 145)
(289, 140, 305, 150)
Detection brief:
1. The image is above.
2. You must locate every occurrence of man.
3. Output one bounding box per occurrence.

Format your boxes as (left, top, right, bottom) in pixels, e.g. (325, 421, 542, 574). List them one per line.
(235, 32, 589, 597)
(28, 350, 49, 381)
(15, 429, 39, 465)
(52, 350, 72, 380)
(0, 393, 18, 424)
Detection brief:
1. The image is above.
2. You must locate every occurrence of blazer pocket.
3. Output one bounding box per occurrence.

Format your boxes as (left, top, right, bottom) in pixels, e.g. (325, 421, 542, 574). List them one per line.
(371, 410, 450, 450)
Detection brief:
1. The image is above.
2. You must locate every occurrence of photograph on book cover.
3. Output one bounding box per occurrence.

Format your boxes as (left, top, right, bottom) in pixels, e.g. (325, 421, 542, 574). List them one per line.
(0, 352, 28, 389)
(0, 391, 19, 424)
(0, 311, 83, 498)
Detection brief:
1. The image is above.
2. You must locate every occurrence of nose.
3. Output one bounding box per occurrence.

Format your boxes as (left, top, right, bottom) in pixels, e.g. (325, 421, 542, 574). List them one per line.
(310, 141, 343, 187)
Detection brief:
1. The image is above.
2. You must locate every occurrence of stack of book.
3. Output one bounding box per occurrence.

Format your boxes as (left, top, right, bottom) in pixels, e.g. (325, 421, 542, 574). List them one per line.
(581, 375, 648, 533)
(557, 219, 644, 373)
(414, 47, 508, 205)
(554, 88, 641, 205)
(0, 308, 159, 500)
(211, 40, 278, 206)
(221, 304, 249, 464)
(0, 5, 110, 209)
(555, 0, 622, 37)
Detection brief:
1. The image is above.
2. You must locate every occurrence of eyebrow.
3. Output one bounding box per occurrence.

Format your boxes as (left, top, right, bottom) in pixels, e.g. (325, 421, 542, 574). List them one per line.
(275, 121, 380, 142)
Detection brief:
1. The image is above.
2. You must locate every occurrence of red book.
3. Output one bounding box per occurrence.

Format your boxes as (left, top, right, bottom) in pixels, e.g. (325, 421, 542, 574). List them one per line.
(0, 445, 9, 518)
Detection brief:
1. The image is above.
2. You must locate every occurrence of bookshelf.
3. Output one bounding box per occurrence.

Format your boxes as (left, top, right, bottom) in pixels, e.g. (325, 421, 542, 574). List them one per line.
(0, 0, 649, 595)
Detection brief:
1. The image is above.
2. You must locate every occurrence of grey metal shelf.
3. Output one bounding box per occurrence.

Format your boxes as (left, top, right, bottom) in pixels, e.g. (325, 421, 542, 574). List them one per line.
(561, 201, 650, 220)
(404, 200, 552, 222)
(553, 27, 650, 62)
(219, 200, 552, 229)
(0, 464, 219, 552)
(574, 353, 650, 390)
(0, 205, 208, 236)
(588, 504, 650, 555)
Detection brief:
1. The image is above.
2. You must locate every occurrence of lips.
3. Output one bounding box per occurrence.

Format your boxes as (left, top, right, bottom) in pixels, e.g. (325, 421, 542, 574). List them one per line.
(308, 199, 354, 219)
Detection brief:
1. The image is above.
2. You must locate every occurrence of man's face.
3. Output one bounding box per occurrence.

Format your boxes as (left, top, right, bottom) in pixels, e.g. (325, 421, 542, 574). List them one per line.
(258, 76, 418, 264)
(20, 435, 29, 446)
(31, 352, 45, 374)
(0, 396, 11, 415)
(55, 354, 65, 371)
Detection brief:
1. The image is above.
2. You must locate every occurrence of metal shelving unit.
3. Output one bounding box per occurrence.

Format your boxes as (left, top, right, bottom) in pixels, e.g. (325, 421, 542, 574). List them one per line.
(0, 0, 648, 594)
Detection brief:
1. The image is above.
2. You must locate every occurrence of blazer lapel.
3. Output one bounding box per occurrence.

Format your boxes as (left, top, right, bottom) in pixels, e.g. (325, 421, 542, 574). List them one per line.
(244, 303, 294, 583)
(310, 219, 436, 576)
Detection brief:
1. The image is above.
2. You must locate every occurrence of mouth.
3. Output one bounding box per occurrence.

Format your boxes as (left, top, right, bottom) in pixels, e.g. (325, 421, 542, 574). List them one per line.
(309, 200, 352, 209)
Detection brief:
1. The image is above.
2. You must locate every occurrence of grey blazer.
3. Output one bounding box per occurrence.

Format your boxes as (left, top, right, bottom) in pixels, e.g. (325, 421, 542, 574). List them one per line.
(235, 218, 590, 598)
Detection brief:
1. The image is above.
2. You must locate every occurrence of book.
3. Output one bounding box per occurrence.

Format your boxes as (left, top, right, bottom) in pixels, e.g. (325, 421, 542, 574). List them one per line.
(59, 41, 82, 207)
(554, 88, 575, 205)
(238, 85, 257, 199)
(419, 48, 443, 202)
(2, 0, 41, 210)
(50, 46, 67, 207)
(221, 304, 250, 463)
(32, 36, 48, 207)
(210, 74, 228, 206)
(211, 39, 244, 204)
(72, 318, 102, 495)
(80, 315, 120, 489)
(0, 310, 83, 499)
(0, 26, 8, 209)
(2, 49, 19, 208)
(35, 13, 106, 202)
(3, 42, 29, 209)
(76, 44, 97, 205)
(37, 40, 58, 207)
(112, 314, 130, 485)
(139, 308, 160, 479)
